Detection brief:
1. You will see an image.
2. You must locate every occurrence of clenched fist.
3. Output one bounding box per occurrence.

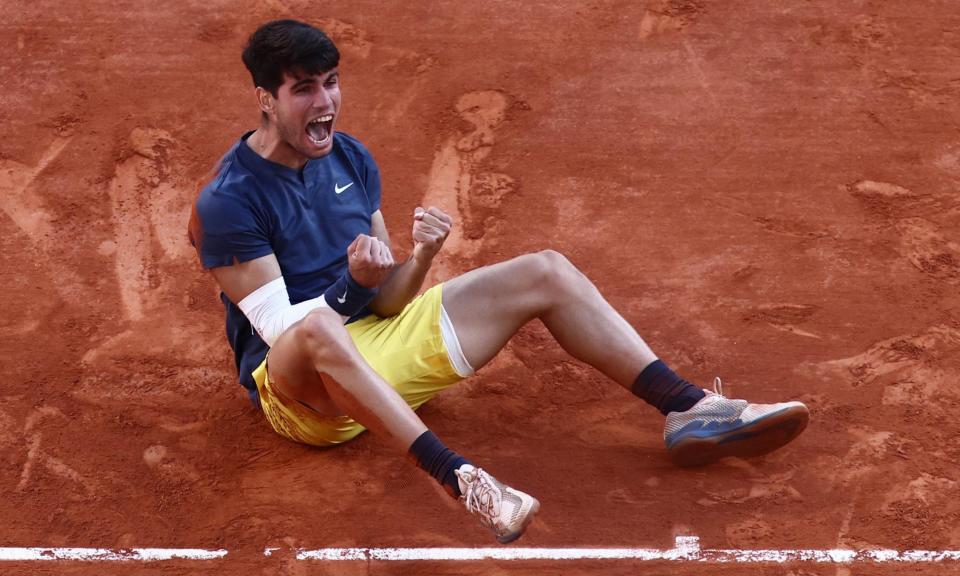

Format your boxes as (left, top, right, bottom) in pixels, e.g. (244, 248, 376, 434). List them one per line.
(412, 206, 452, 263)
(348, 234, 395, 288)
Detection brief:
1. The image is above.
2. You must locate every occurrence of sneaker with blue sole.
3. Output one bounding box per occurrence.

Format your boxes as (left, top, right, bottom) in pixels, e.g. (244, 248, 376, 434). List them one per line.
(664, 378, 809, 467)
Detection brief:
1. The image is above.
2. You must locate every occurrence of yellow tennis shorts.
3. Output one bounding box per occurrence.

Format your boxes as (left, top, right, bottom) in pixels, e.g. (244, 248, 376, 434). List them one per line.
(252, 283, 464, 447)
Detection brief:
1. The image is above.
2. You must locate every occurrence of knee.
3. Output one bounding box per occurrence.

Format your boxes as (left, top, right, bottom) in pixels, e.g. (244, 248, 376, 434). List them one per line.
(527, 249, 584, 292)
(296, 308, 353, 363)
(537, 249, 573, 269)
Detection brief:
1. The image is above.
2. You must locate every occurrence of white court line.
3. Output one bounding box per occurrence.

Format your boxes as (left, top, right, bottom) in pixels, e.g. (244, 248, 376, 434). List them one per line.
(4, 537, 960, 563)
(286, 537, 960, 563)
(0, 548, 227, 561)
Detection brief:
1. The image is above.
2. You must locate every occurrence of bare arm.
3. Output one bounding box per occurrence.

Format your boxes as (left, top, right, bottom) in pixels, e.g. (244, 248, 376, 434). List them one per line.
(212, 230, 396, 307)
(207, 210, 426, 321)
(210, 253, 283, 306)
(368, 208, 451, 317)
(367, 211, 430, 317)
(209, 242, 392, 346)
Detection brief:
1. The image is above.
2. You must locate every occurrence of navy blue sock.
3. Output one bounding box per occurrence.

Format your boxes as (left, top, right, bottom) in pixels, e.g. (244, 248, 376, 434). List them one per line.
(409, 430, 471, 498)
(632, 359, 706, 416)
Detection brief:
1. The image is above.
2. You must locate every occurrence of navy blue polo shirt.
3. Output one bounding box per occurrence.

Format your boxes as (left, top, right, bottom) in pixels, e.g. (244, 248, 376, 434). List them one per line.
(195, 131, 381, 399)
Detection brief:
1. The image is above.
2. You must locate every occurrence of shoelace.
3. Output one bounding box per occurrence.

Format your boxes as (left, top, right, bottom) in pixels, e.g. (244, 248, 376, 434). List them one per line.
(462, 469, 500, 528)
(700, 377, 725, 400)
(713, 376, 724, 396)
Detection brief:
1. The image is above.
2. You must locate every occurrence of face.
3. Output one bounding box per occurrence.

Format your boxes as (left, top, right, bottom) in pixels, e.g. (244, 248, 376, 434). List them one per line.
(266, 67, 341, 161)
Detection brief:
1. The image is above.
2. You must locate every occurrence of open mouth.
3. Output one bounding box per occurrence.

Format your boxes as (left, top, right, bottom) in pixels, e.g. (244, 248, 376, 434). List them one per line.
(306, 114, 334, 147)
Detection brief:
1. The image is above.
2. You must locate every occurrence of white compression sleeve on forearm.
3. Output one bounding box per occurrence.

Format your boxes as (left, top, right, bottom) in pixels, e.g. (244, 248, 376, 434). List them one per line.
(237, 277, 347, 347)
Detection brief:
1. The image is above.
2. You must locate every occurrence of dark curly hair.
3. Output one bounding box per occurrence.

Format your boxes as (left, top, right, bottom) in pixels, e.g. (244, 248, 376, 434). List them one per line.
(241, 19, 340, 96)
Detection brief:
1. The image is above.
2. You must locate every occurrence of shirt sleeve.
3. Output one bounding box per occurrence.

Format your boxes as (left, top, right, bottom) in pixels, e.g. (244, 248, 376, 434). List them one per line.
(195, 185, 273, 269)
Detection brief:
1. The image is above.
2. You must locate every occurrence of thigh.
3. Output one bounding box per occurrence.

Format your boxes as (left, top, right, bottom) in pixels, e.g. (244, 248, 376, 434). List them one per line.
(441, 252, 552, 370)
(265, 306, 350, 418)
(253, 357, 365, 447)
(266, 287, 462, 415)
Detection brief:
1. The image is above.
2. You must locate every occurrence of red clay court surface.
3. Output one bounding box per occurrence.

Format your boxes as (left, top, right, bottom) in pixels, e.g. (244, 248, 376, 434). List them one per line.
(3, 0, 960, 574)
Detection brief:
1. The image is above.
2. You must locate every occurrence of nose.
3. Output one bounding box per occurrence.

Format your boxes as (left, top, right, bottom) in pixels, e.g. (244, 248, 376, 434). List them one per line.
(315, 85, 335, 110)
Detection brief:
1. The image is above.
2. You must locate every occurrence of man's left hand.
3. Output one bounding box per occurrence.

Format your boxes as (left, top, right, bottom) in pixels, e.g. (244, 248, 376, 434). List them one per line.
(412, 206, 452, 263)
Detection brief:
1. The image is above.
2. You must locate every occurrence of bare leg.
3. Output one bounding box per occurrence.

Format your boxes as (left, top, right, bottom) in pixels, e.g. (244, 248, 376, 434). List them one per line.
(265, 306, 541, 542)
(442, 250, 657, 388)
(266, 306, 426, 453)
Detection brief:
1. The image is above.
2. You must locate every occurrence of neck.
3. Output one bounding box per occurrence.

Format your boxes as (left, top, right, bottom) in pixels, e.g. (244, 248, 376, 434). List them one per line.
(248, 124, 308, 170)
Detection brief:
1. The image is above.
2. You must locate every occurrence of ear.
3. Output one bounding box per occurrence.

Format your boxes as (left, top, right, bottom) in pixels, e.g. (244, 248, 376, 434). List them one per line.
(255, 87, 275, 116)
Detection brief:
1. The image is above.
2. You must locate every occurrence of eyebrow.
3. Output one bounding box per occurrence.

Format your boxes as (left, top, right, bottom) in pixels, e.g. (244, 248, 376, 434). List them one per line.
(291, 77, 317, 90)
(291, 70, 339, 90)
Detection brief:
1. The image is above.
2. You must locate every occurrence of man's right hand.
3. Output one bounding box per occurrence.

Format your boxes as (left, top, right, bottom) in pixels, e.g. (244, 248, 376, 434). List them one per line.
(348, 234, 395, 288)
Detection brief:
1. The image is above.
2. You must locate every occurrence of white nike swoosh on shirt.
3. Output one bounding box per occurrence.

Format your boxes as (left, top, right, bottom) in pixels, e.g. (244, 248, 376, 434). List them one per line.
(337, 289, 347, 304)
(335, 182, 354, 194)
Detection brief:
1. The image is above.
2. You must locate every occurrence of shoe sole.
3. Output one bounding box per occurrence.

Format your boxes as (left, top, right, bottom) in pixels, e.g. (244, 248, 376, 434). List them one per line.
(668, 404, 810, 467)
(496, 497, 541, 544)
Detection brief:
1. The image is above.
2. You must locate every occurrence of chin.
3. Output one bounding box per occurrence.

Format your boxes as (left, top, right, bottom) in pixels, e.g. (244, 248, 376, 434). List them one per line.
(303, 130, 335, 157)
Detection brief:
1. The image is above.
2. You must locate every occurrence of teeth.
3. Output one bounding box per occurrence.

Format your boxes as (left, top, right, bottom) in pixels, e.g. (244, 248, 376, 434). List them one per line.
(310, 115, 333, 124)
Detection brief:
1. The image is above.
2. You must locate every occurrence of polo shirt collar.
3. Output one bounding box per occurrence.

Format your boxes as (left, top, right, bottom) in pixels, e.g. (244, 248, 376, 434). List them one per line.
(236, 131, 324, 182)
